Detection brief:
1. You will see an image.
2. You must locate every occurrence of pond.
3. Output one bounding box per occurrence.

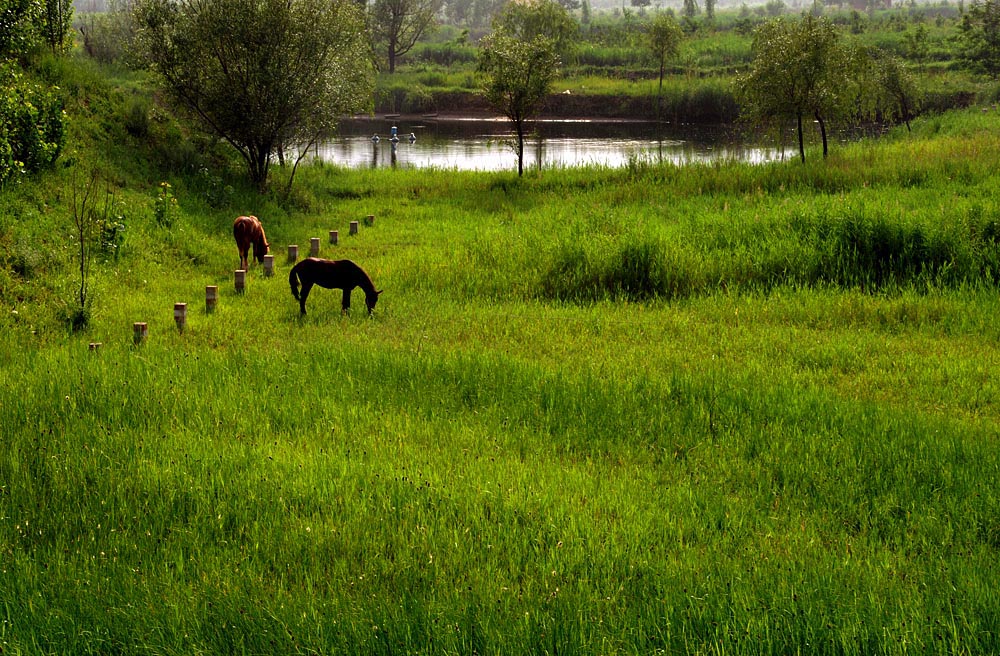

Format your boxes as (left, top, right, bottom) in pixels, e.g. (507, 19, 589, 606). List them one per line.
(310, 116, 789, 171)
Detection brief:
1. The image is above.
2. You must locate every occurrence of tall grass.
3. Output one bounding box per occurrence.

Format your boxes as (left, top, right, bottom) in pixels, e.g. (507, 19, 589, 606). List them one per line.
(3, 56, 1000, 653)
(3, 323, 1000, 653)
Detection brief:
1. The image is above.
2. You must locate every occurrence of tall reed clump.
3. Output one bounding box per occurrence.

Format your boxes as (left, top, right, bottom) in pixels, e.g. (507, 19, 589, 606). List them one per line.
(541, 232, 703, 302)
(804, 205, 1000, 289)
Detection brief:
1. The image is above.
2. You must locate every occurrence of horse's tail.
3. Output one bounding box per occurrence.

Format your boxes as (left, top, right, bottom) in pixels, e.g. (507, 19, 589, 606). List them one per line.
(289, 264, 300, 300)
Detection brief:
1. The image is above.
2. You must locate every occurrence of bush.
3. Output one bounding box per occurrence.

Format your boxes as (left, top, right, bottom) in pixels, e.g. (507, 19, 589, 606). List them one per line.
(124, 96, 150, 138)
(0, 63, 67, 187)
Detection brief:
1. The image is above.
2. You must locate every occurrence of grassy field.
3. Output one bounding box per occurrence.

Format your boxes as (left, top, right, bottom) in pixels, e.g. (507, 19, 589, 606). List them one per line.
(3, 54, 1000, 653)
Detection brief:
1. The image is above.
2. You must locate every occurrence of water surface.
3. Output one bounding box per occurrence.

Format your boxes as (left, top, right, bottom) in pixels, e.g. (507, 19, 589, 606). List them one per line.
(313, 116, 785, 171)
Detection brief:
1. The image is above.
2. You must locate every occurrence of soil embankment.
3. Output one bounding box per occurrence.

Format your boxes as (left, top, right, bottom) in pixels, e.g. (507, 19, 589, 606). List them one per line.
(378, 86, 980, 124)
(377, 89, 740, 123)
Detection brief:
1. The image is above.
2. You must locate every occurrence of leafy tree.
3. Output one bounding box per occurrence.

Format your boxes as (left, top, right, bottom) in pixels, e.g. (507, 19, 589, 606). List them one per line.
(444, 0, 472, 26)
(133, 0, 374, 192)
(0, 0, 41, 59)
(736, 15, 862, 163)
(493, 0, 578, 61)
(79, 0, 141, 65)
(870, 50, 921, 131)
(470, 0, 504, 28)
(647, 11, 683, 118)
(40, 0, 72, 52)
(368, 0, 441, 73)
(958, 0, 1000, 78)
(764, 0, 785, 16)
(904, 23, 928, 61)
(478, 29, 559, 176)
(0, 62, 66, 188)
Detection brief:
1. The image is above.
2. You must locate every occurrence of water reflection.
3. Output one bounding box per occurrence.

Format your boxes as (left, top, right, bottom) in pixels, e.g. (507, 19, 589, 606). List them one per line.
(311, 117, 784, 171)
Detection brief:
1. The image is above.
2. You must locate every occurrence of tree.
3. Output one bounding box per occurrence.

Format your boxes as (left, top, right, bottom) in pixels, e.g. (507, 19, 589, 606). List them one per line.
(904, 24, 929, 61)
(958, 0, 1000, 78)
(368, 0, 441, 73)
(470, 0, 505, 29)
(493, 0, 578, 62)
(40, 0, 73, 52)
(870, 50, 921, 131)
(1, 0, 41, 59)
(134, 0, 374, 192)
(478, 30, 559, 176)
(647, 12, 683, 119)
(736, 15, 862, 163)
(0, 62, 66, 188)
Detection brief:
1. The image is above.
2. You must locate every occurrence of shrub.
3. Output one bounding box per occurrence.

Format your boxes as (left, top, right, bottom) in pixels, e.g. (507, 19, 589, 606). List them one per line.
(0, 63, 67, 187)
(124, 96, 150, 138)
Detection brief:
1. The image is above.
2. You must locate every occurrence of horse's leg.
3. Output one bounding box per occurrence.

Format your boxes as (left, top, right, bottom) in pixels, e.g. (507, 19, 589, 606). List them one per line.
(341, 289, 351, 314)
(299, 281, 313, 315)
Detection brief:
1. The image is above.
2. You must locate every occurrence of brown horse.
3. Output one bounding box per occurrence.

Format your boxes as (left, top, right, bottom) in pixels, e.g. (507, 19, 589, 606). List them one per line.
(289, 258, 382, 316)
(233, 215, 269, 270)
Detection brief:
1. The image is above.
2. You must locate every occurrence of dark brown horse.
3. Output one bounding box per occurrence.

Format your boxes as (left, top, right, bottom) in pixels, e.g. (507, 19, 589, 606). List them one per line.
(289, 258, 382, 316)
(233, 215, 269, 270)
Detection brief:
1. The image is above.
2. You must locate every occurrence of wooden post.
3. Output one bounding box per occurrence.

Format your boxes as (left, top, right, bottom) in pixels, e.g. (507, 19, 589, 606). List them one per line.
(329, 230, 339, 245)
(349, 221, 359, 236)
(133, 322, 147, 345)
(235, 269, 246, 294)
(174, 302, 187, 332)
(205, 285, 218, 313)
(287, 244, 299, 263)
(364, 214, 375, 227)
(263, 254, 274, 277)
(310, 237, 320, 257)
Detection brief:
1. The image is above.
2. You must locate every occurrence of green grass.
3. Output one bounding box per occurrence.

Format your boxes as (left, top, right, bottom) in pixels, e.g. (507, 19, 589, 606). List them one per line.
(3, 54, 1000, 653)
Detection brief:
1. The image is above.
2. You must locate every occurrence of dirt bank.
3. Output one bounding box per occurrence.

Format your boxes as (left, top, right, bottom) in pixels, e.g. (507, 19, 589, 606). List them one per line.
(376, 89, 741, 123)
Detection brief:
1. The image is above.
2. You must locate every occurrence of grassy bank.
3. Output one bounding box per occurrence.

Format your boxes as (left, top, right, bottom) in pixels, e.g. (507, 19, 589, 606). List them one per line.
(2, 56, 1000, 653)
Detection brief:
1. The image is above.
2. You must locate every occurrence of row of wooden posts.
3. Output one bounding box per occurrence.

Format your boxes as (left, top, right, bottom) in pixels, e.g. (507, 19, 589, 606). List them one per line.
(93, 215, 376, 348)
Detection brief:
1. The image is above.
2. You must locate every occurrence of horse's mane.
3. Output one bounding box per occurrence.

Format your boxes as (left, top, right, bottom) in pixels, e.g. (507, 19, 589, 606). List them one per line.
(353, 262, 376, 294)
(253, 222, 268, 257)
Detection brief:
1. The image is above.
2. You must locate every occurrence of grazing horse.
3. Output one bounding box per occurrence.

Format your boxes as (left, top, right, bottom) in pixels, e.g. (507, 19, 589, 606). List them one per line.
(233, 215, 269, 270)
(289, 258, 382, 316)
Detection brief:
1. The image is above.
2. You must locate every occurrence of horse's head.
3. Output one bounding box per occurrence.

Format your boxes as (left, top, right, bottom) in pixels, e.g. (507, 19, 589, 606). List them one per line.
(365, 289, 383, 316)
(254, 237, 270, 263)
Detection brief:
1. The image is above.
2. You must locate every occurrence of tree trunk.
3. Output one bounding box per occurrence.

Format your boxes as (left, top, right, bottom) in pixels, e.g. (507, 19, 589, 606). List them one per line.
(815, 111, 828, 158)
(657, 60, 664, 121)
(516, 119, 525, 176)
(247, 145, 271, 192)
(796, 111, 805, 163)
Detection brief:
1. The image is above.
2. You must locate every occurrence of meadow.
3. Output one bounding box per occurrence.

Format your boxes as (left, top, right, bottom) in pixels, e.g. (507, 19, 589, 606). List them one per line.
(2, 53, 1000, 653)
